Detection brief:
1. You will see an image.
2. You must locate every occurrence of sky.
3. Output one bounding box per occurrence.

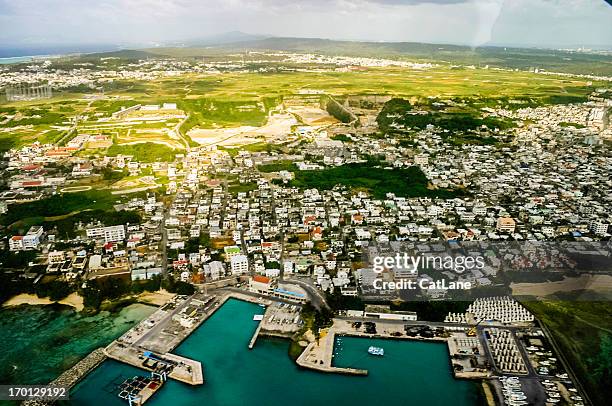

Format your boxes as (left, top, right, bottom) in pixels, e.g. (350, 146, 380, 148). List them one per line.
(0, 0, 611, 52)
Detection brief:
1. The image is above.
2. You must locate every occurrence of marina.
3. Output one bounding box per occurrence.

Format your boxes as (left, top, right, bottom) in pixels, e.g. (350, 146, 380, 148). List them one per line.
(71, 298, 480, 406)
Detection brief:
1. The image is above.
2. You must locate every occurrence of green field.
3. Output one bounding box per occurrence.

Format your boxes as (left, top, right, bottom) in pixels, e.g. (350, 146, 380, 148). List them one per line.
(0, 57, 606, 151)
(0, 190, 119, 228)
(106, 142, 178, 162)
(0, 100, 90, 151)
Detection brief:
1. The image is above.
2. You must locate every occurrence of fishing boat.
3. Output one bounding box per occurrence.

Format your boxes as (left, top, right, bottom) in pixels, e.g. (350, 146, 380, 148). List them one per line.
(368, 346, 384, 356)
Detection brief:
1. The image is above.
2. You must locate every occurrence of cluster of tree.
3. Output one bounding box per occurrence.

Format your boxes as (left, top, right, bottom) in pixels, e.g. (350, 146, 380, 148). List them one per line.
(376, 98, 413, 131)
(589, 332, 612, 398)
(162, 275, 196, 296)
(34, 279, 75, 301)
(0, 250, 37, 269)
(257, 161, 297, 173)
(183, 234, 212, 253)
(101, 165, 128, 181)
(326, 290, 365, 311)
(301, 302, 334, 340)
(0, 272, 30, 304)
(81, 277, 131, 309)
(0, 190, 115, 226)
(107, 143, 177, 163)
(376, 97, 515, 136)
(265, 261, 280, 269)
(130, 274, 162, 294)
(324, 97, 356, 124)
(330, 134, 352, 142)
(290, 160, 463, 200)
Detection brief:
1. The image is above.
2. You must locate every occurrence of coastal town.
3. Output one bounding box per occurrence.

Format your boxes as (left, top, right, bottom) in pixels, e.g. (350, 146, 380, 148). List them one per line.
(1, 48, 611, 406)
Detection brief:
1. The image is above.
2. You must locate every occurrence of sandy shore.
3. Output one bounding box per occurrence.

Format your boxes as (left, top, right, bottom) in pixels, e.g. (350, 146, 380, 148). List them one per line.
(136, 289, 175, 306)
(511, 274, 612, 298)
(2, 292, 84, 311)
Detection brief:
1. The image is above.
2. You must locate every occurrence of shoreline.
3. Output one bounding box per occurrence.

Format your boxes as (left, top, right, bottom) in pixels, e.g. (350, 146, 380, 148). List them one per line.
(2, 292, 84, 311)
(2, 290, 176, 314)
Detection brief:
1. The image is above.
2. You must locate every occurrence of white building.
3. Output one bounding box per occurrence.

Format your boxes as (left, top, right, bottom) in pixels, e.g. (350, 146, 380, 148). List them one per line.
(86, 225, 126, 243)
(9, 226, 43, 251)
(589, 221, 609, 236)
(204, 261, 225, 280)
(230, 254, 249, 275)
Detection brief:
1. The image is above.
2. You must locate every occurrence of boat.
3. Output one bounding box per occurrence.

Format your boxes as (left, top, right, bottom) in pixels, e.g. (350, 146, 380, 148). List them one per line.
(368, 346, 384, 356)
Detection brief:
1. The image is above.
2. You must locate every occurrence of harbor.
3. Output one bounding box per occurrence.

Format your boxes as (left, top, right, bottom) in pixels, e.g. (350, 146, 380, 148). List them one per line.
(53, 292, 483, 405)
(93, 290, 281, 404)
(70, 298, 480, 406)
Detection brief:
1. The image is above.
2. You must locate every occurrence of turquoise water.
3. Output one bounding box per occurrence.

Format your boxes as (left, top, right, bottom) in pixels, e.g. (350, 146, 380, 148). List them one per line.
(0, 304, 156, 387)
(0, 57, 32, 64)
(72, 299, 481, 405)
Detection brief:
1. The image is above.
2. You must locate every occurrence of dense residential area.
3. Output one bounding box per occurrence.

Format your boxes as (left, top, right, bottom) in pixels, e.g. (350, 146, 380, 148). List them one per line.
(0, 42, 611, 406)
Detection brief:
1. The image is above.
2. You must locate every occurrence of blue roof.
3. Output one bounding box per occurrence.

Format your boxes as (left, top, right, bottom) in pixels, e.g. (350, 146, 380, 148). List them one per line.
(274, 288, 305, 298)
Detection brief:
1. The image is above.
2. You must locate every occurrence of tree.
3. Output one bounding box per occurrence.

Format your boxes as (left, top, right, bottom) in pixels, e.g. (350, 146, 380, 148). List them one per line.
(590, 333, 612, 390)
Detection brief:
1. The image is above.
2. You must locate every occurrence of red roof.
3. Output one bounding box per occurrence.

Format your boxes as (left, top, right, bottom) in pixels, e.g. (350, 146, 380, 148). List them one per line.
(253, 275, 271, 284)
(22, 181, 43, 187)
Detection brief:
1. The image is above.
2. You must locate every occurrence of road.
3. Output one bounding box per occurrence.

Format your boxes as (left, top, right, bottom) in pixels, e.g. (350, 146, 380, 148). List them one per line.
(175, 114, 192, 152)
(283, 278, 330, 310)
(160, 202, 170, 276)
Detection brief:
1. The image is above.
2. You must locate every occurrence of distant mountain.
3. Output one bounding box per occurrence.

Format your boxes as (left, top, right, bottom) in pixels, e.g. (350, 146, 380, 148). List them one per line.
(60, 35, 611, 77)
(213, 37, 612, 76)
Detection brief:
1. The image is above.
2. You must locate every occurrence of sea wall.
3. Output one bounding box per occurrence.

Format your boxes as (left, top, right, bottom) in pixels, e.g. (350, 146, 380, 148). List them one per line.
(22, 347, 107, 406)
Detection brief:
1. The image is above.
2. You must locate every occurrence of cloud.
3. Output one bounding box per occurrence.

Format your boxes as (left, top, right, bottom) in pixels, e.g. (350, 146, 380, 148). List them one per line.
(0, 0, 609, 49)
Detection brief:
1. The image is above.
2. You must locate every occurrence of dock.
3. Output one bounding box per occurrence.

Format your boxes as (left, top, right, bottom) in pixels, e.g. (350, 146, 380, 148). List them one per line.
(105, 343, 204, 385)
(296, 329, 368, 376)
(103, 293, 223, 387)
(248, 322, 262, 349)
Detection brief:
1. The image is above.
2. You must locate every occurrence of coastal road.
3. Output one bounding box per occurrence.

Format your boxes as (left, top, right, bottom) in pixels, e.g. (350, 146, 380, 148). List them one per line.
(283, 278, 330, 310)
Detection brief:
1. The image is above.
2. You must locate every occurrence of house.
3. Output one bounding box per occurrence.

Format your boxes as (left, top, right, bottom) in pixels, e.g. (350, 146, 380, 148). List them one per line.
(496, 217, 516, 233)
(203, 261, 225, 280)
(248, 275, 274, 295)
(48, 250, 65, 264)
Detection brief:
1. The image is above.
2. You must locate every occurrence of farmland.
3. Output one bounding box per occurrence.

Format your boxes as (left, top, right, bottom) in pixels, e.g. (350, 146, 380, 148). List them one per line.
(0, 60, 602, 154)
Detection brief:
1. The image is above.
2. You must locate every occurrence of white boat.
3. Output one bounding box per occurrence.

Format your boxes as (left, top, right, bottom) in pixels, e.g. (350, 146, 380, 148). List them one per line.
(368, 346, 384, 356)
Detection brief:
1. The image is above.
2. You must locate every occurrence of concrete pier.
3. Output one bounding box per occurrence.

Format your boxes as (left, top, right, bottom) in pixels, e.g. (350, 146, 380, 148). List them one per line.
(296, 329, 368, 376)
(248, 323, 262, 349)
